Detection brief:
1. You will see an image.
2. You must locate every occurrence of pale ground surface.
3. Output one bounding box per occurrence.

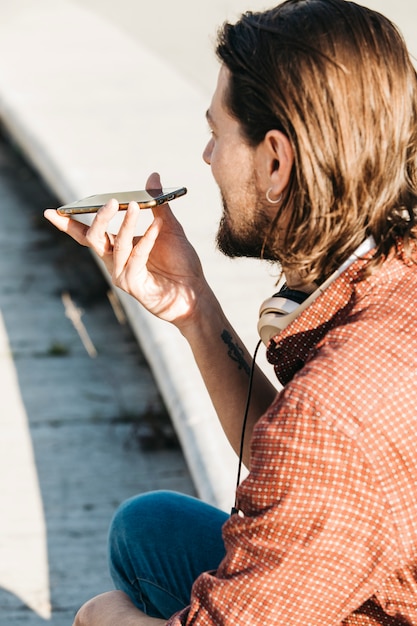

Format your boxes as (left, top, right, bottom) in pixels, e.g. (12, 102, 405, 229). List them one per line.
(0, 1, 416, 624)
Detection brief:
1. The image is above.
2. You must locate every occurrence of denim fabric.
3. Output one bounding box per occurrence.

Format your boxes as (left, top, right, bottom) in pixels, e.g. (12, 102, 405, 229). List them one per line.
(108, 490, 228, 619)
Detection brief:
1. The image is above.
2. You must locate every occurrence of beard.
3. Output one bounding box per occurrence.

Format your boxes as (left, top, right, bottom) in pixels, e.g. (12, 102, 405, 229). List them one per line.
(216, 191, 277, 260)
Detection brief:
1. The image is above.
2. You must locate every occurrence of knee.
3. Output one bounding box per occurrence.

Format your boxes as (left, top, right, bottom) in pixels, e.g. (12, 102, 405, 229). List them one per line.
(108, 491, 182, 564)
(110, 490, 179, 535)
(109, 490, 192, 594)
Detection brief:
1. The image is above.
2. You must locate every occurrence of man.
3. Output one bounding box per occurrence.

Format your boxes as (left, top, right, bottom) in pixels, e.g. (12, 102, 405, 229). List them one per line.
(45, 0, 417, 624)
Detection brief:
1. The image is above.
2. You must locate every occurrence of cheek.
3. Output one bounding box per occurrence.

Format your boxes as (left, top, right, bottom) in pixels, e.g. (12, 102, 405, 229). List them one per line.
(208, 139, 254, 192)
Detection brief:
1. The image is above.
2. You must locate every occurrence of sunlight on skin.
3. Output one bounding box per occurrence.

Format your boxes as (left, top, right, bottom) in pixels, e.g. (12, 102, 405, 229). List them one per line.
(0, 312, 51, 619)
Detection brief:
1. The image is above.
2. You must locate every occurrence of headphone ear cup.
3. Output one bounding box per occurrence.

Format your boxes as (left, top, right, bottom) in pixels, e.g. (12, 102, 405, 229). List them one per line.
(257, 236, 376, 346)
(257, 296, 301, 345)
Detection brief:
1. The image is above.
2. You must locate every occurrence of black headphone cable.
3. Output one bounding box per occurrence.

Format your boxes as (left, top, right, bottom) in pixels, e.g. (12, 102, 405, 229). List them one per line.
(231, 338, 263, 516)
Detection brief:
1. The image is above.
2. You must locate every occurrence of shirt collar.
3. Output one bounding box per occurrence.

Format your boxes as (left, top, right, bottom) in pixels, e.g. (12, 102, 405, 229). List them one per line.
(266, 255, 374, 386)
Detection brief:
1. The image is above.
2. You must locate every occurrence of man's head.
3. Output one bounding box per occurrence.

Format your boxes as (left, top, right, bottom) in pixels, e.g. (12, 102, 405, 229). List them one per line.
(210, 0, 417, 281)
(204, 65, 295, 263)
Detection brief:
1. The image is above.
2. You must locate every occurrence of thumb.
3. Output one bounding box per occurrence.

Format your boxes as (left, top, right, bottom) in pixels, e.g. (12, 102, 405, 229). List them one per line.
(146, 171, 162, 193)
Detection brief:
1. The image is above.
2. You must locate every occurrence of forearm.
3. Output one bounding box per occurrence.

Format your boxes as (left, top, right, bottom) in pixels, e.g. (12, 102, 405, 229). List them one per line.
(177, 291, 276, 467)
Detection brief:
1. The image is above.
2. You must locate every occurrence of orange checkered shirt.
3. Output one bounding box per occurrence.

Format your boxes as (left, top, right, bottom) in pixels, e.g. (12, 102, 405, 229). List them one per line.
(168, 243, 417, 625)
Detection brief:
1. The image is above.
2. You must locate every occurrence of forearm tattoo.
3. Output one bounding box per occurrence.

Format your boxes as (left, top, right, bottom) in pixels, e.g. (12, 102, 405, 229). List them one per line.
(221, 330, 250, 376)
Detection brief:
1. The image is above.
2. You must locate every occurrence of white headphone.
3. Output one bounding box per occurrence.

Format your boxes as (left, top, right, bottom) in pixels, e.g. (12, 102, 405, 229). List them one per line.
(257, 236, 375, 345)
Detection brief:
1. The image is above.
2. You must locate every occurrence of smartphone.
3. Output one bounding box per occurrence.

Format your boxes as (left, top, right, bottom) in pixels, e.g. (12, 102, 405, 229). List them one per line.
(56, 187, 187, 215)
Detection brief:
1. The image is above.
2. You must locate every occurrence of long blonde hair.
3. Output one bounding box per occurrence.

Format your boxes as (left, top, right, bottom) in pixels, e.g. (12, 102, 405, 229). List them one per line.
(216, 0, 417, 281)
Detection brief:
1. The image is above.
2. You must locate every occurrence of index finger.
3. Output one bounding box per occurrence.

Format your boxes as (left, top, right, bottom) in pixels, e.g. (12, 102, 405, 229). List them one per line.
(44, 208, 90, 246)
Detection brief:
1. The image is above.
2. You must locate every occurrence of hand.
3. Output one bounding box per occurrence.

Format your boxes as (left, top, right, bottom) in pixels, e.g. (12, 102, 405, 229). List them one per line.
(73, 590, 166, 626)
(44, 173, 208, 328)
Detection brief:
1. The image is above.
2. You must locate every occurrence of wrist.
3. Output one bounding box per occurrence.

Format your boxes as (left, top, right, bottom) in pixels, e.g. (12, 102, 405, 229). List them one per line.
(175, 288, 225, 343)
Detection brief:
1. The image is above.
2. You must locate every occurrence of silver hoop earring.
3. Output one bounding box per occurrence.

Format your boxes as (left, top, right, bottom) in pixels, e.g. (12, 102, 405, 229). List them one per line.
(266, 188, 282, 204)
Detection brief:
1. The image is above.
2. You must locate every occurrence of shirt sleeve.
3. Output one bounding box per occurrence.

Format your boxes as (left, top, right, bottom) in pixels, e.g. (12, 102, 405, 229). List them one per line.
(167, 382, 399, 625)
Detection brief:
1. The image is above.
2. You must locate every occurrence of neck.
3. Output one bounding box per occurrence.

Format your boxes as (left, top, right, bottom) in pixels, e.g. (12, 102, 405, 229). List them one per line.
(284, 271, 317, 294)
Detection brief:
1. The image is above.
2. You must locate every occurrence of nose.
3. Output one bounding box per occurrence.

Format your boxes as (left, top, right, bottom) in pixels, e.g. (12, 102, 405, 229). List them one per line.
(202, 137, 213, 165)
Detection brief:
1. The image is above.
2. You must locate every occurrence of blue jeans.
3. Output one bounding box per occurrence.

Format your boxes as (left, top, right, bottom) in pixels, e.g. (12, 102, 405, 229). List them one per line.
(108, 490, 228, 619)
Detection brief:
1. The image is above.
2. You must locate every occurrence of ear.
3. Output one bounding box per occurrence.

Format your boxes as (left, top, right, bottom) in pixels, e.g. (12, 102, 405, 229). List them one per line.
(255, 130, 294, 197)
